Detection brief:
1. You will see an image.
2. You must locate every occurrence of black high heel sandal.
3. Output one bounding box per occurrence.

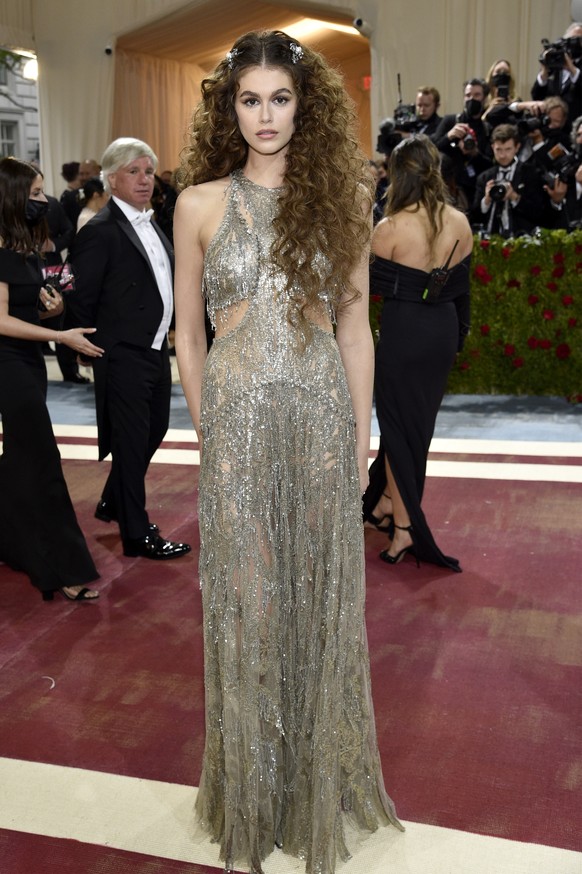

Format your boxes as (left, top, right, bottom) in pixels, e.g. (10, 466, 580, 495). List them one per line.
(380, 523, 419, 567)
(42, 587, 99, 602)
(365, 492, 394, 532)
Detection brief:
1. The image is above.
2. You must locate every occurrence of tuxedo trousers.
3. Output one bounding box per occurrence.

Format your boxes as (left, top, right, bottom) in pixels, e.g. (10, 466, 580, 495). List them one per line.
(98, 341, 171, 541)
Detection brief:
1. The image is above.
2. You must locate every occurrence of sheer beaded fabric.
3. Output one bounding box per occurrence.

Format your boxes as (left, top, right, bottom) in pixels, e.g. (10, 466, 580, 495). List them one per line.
(196, 170, 402, 874)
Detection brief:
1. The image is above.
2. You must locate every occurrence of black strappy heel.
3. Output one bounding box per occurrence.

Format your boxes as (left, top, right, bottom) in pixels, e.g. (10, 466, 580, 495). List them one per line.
(380, 523, 419, 567)
(365, 492, 394, 532)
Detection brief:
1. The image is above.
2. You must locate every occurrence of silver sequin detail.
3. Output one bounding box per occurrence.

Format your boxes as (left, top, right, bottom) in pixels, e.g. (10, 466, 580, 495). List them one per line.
(195, 168, 402, 874)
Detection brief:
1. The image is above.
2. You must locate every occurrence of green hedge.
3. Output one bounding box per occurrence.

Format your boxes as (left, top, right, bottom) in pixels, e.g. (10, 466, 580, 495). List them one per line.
(369, 229, 582, 403)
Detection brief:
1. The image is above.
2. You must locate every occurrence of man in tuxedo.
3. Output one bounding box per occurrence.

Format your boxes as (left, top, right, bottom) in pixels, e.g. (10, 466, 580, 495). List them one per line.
(433, 78, 493, 203)
(69, 137, 191, 560)
(471, 124, 545, 236)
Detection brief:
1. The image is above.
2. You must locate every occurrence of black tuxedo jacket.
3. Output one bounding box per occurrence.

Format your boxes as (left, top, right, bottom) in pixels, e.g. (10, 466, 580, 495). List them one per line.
(69, 199, 174, 457)
(471, 162, 545, 234)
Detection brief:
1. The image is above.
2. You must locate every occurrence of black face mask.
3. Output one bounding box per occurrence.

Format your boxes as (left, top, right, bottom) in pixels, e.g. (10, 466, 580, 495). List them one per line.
(465, 98, 483, 117)
(25, 199, 49, 225)
(491, 72, 510, 88)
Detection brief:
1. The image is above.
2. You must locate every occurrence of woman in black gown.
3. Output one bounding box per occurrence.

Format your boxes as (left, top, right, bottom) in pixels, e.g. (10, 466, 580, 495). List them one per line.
(362, 136, 473, 572)
(0, 157, 104, 601)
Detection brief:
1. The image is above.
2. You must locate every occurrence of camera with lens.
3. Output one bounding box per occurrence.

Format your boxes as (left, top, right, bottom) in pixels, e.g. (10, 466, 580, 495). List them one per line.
(539, 36, 582, 69)
(542, 143, 580, 188)
(516, 113, 548, 136)
(462, 127, 477, 151)
(393, 102, 422, 133)
(489, 181, 509, 202)
(376, 117, 402, 155)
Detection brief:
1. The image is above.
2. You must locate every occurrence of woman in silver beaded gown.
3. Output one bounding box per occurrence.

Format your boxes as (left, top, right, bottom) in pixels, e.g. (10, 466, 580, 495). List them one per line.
(174, 31, 402, 874)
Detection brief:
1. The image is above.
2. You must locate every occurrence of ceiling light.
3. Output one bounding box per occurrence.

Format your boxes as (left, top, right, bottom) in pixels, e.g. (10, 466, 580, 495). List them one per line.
(284, 18, 361, 41)
(22, 58, 38, 80)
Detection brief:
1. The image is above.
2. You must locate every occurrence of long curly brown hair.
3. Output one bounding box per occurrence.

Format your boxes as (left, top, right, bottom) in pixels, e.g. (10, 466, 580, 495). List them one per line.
(384, 135, 449, 260)
(179, 30, 374, 341)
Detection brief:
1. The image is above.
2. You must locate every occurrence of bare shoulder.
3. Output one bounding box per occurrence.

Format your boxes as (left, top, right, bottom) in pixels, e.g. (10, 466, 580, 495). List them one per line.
(175, 177, 231, 250)
(176, 177, 230, 215)
(443, 205, 473, 256)
(371, 216, 397, 258)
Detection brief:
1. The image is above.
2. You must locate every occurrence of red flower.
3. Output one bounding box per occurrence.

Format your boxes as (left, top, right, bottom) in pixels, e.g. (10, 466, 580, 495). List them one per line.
(507, 278, 521, 288)
(528, 294, 539, 305)
(542, 309, 555, 320)
(480, 324, 491, 336)
(552, 265, 565, 278)
(562, 295, 574, 306)
(576, 262, 582, 273)
(546, 282, 558, 292)
(479, 239, 490, 249)
(460, 361, 471, 370)
(556, 343, 571, 360)
(512, 357, 524, 368)
(502, 247, 511, 259)
(539, 339, 552, 350)
(568, 317, 578, 327)
(576, 244, 582, 254)
(474, 264, 493, 284)
(527, 336, 538, 349)
(553, 252, 565, 264)
(530, 265, 541, 276)
(504, 343, 516, 356)
(370, 294, 382, 303)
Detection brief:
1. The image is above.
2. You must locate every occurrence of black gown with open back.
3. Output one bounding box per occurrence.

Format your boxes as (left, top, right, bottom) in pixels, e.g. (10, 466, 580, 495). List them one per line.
(363, 253, 471, 572)
(0, 248, 99, 594)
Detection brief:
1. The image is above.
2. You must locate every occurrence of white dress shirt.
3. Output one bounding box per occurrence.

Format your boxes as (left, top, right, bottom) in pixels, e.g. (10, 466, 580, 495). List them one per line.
(112, 196, 173, 350)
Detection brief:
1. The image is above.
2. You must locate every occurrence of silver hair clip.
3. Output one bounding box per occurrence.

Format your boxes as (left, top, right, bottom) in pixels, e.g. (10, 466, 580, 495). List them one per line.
(226, 48, 240, 69)
(289, 42, 303, 63)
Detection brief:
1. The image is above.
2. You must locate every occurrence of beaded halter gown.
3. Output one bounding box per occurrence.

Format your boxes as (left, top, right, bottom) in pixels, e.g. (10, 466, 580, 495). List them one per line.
(195, 170, 402, 874)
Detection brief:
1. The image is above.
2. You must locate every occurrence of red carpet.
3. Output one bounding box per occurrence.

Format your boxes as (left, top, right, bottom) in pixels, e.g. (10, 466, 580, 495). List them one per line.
(0, 829, 221, 873)
(1, 455, 581, 864)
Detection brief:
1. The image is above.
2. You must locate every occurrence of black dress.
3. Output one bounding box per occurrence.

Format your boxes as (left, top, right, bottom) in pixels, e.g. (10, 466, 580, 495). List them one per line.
(0, 248, 99, 594)
(363, 254, 471, 572)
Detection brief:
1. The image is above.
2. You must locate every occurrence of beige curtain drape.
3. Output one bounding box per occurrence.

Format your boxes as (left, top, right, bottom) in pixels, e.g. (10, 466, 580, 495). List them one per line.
(112, 49, 204, 175)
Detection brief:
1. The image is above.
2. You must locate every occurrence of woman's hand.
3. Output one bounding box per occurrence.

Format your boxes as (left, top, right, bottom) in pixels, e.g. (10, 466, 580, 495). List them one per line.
(358, 455, 370, 495)
(38, 286, 64, 317)
(60, 328, 104, 358)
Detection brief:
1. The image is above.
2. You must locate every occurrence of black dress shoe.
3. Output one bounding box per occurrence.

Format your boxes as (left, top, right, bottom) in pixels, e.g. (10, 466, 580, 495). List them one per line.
(123, 534, 192, 560)
(95, 500, 159, 534)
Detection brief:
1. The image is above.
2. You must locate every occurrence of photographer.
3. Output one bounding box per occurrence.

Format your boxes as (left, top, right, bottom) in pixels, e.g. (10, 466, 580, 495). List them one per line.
(544, 115, 582, 229)
(415, 86, 442, 137)
(483, 60, 519, 130)
(434, 78, 493, 201)
(531, 23, 582, 128)
(517, 97, 571, 169)
(471, 124, 544, 236)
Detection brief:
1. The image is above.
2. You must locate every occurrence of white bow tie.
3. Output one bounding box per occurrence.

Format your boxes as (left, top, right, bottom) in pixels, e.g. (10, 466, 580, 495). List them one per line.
(132, 209, 154, 227)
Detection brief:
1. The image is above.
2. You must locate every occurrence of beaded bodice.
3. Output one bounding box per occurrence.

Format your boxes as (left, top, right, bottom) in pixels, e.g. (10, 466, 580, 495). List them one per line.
(202, 169, 334, 338)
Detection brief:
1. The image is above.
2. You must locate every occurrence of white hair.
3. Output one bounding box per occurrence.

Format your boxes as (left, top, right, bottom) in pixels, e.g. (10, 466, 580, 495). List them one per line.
(101, 137, 158, 192)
